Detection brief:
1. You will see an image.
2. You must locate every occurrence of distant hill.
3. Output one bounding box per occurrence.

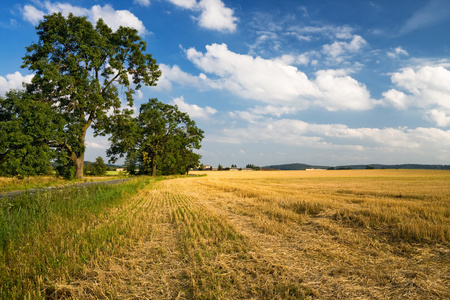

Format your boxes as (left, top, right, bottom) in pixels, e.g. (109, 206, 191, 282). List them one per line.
(263, 163, 450, 170)
(336, 164, 450, 170)
(263, 163, 330, 170)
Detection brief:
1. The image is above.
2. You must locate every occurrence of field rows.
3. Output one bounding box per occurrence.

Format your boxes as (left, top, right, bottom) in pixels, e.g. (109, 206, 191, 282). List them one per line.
(1, 170, 449, 299)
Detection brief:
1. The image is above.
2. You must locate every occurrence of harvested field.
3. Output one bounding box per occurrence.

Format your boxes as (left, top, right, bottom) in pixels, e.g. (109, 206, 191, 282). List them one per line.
(1, 170, 449, 299)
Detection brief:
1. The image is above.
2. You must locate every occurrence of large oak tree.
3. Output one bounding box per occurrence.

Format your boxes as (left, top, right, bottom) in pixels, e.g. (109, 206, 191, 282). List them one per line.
(22, 13, 160, 178)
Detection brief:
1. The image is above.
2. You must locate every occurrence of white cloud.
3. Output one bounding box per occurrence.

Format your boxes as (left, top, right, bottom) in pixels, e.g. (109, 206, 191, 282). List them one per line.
(86, 141, 108, 149)
(387, 46, 409, 58)
(0, 72, 34, 95)
(171, 96, 217, 119)
(249, 105, 297, 117)
(215, 117, 450, 163)
(155, 64, 204, 91)
(381, 89, 408, 109)
(288, 25, 355, 40)
(314, 69, 375, 111)
(167, 0, 197, 10)
(176, 43, 376, 111)
(198, 0, 237, 32)
(167, 0, 237, 32)
(229, 110, 264, 124)
(134, 0, 151, 7)
(91, 5, 146, 35)
(322, 35, 367, 63)
(135, 90, 144, 99)
(185, 43, 319, 104)
(43, 2, 89, 16)
(22, 2, 147, 35)
(22, 5, 45, 25)
(427, 109, 450, 127)
(382, 66, 450, 126)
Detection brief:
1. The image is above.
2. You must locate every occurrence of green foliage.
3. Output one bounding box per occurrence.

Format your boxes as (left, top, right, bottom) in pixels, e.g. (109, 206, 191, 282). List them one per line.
(0, 90, 60, 177)
(56, 161, 77, 180)
(91, 156, 107, 176)
(20, 12, 160, 178)
(246, 164, 260, 170)
(108, 98, 204, 176)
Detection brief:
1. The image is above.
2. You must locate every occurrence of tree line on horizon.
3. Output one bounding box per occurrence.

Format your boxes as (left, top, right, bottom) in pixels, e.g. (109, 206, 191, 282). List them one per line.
(0, 13, 203, 179)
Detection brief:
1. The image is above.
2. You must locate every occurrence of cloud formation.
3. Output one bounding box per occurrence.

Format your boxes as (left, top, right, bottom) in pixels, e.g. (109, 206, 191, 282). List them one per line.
(22, 2, 147, 35)
(167, 0, 237, 32)
(216, 116, 450, 163)
(382, 65, 450, 127)
(0, 72, 34, 96)
(171, 96, 217, 119)
(162, 43, 376, 112)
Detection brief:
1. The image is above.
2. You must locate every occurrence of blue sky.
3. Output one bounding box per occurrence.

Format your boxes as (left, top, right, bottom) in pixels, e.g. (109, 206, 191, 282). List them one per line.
(1, 0, 450, 167)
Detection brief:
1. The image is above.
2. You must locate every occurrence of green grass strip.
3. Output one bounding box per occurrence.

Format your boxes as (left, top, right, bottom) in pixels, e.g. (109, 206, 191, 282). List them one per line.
(0, 176, 150, 299)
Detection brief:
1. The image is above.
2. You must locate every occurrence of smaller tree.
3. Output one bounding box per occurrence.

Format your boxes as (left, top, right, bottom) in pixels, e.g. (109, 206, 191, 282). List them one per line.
(91, 156, 107, 176)
(108, 98, 204, 176)
(246, 164, 260, 170)
(218, 164, 223, 170)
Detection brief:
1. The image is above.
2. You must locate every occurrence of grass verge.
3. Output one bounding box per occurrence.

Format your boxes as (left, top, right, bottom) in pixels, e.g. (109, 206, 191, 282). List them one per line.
(0, 176, 150, 299)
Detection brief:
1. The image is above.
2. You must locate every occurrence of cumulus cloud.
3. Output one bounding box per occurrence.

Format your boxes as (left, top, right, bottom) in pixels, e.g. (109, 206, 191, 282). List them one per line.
(155, 64, 205, 91)
(167, 0, 237, 32)
(185, 43, 319, 103)
(0, 72, 34, 95)
(171, 96, 217, 119)
(314, 69, 374, 111)
(198, 0, 237, 32)
(426, 109, 450, 127)
(382, 65, 450, 126)
(381, 89, 408, 109)
(22, 2, 147, 35)
(163, 43, 376, 111)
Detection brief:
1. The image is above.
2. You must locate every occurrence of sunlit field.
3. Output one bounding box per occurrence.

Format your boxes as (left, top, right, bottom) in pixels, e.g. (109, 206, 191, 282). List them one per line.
(1, 170, 449, 299)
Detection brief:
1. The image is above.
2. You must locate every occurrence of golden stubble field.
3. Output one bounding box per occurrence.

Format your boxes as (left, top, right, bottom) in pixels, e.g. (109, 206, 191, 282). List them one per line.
(51, 169, 449, 299)
(2, 170, 449, 299)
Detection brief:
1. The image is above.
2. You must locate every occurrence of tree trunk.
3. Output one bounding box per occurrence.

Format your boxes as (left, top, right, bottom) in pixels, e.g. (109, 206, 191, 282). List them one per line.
(75, 152, 85, 179)
(151, 153, 157, 177)
(73, 120, 90, 179)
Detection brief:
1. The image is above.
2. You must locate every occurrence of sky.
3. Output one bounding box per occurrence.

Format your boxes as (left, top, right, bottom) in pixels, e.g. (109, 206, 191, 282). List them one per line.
(1, 0, 450, 167)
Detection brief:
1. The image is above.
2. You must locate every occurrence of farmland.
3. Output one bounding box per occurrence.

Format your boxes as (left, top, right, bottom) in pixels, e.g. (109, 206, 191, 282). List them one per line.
(1, 170, 449, 299)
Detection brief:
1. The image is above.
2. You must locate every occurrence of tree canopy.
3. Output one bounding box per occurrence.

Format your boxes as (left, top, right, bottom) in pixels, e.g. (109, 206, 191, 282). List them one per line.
(21, 12, 161, 179)
(0, 90, 61, 176)
(91, 156, 107, 176)
(108, 98, 204, 176)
